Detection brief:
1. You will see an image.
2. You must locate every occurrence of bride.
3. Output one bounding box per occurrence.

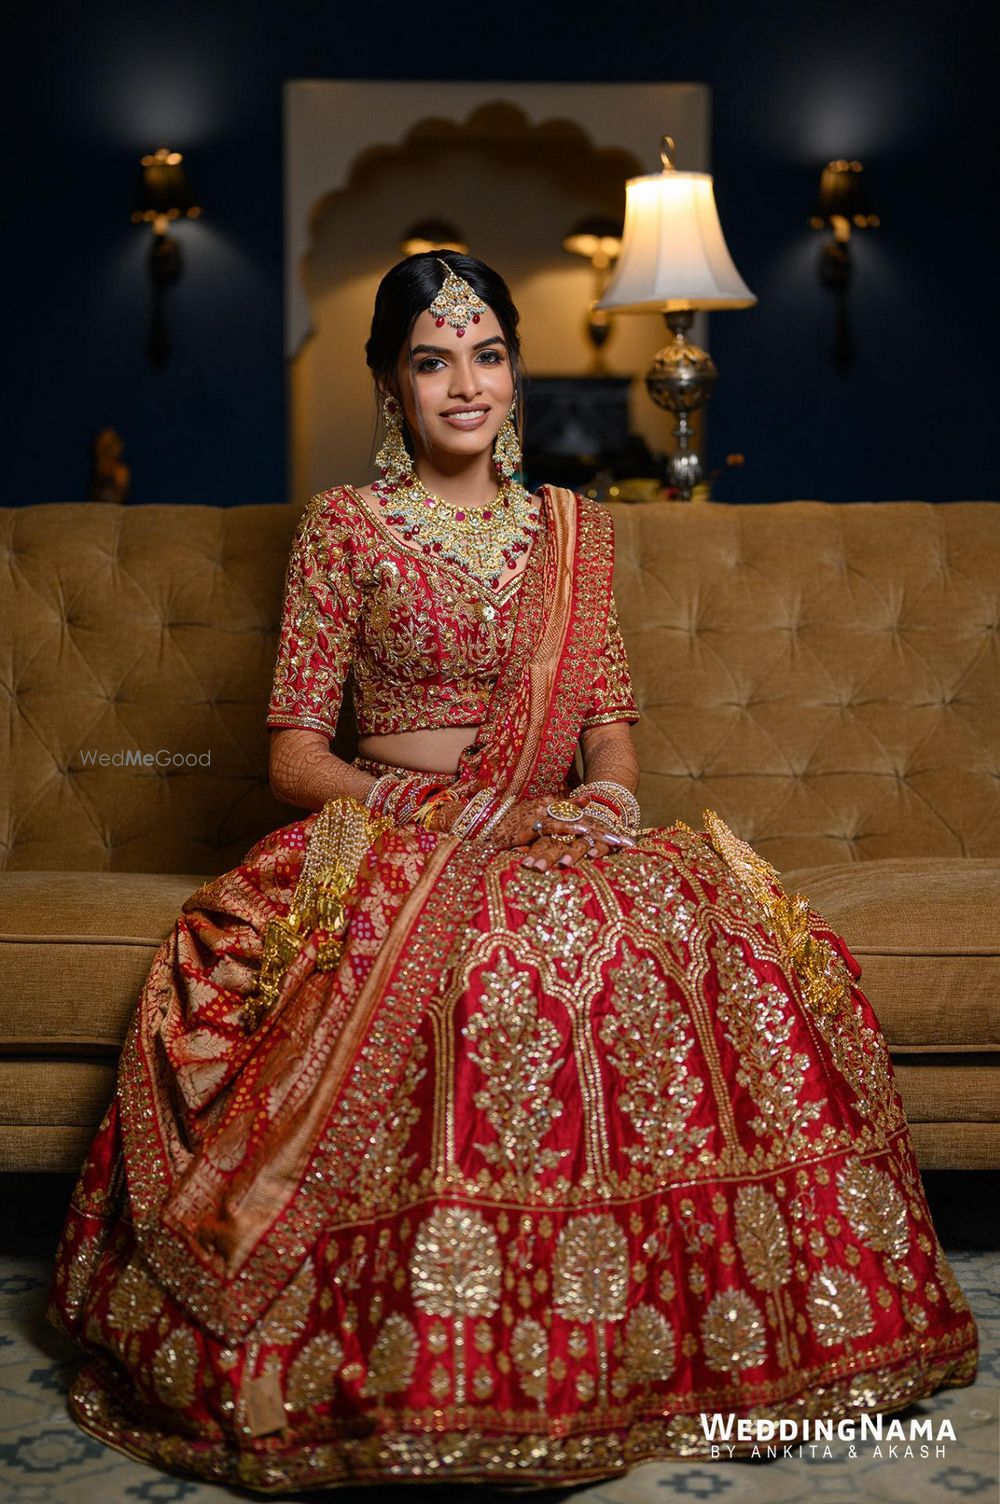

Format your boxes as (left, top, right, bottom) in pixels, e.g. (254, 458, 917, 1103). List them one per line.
(47, 250, 977, 1493)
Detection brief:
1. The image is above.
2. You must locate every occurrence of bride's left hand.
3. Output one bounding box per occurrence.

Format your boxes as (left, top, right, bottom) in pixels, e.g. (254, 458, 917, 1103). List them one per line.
(487, 793, 636, 869)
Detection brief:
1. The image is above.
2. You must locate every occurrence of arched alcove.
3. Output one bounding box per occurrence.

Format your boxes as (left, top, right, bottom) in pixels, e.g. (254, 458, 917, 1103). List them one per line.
(285, 82, 710, 501)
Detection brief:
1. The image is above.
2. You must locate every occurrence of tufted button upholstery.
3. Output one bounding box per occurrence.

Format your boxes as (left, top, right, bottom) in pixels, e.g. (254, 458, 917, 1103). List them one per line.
(0, 503, 304, 874)
(611, 500, 1000, 870)
(1, 497, 998, 1173)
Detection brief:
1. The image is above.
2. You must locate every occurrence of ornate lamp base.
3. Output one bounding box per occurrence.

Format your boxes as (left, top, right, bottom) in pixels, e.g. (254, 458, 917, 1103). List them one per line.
(645, 310, 718, 499)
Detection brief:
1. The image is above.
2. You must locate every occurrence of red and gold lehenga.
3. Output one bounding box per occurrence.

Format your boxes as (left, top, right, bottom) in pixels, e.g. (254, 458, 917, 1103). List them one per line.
(48, 484, 977, 1493)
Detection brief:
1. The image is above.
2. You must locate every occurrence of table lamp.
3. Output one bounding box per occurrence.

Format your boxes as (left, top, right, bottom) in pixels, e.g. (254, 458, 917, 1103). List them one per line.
(597, 136, 756, 499)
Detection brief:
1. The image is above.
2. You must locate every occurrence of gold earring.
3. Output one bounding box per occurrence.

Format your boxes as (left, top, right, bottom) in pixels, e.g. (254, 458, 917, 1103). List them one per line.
(375, 396, 413, 485)
(493, 403, 522, 479)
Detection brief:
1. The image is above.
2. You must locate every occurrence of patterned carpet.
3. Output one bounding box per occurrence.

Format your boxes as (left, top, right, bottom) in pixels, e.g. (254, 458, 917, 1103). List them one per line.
(1, 1171, 996, 1504)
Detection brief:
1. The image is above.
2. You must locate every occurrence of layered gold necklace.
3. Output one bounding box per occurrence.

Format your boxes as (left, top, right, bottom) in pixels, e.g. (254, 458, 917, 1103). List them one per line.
(371, 473, 540, 590)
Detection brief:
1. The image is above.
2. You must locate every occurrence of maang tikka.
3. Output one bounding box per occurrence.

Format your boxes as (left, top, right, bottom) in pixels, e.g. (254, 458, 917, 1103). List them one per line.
(429, 259, 488, 336)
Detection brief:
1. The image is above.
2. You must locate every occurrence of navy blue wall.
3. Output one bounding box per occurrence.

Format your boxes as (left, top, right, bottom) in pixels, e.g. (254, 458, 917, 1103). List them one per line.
(8, 1, 996, 505)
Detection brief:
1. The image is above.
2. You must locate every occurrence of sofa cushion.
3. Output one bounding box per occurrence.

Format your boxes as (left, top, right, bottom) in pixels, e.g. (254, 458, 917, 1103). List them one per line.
(782, 856, 1000, 1053)
(0, 871, 210, 1053)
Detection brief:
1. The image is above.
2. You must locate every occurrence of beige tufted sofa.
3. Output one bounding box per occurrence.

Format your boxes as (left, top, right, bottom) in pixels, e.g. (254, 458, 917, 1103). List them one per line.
(1, 500, 997, 1174)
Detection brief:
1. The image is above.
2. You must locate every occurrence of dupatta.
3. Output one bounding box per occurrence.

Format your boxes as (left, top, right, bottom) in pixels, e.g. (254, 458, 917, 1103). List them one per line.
(118, 485, 618, 1342)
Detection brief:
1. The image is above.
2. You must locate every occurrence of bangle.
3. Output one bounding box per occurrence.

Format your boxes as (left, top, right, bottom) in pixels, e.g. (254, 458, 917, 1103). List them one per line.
(575, 780, 641, 835)
(580, 801, 626, 835)
(477, 792, 516, 839)
(450, 786, 499, 839)
(365, 773, 398, 815)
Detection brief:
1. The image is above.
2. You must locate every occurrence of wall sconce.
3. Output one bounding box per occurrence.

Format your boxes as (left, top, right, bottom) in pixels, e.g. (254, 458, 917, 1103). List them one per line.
(399, 219, 469, 256)
(131, 148, 202, 368)
(562, 215, 623, 369)
(597, 136, 756, 500)
(809, 159, 879, 372)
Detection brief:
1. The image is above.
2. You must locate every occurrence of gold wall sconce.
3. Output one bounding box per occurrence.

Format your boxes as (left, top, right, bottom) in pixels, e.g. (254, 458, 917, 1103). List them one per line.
(562, 215, 623, 368)
(399, 219, 469, 256)
(597, 136, 756, 499)
(131, 148, 203, 367)
(809, 159, 879, 372)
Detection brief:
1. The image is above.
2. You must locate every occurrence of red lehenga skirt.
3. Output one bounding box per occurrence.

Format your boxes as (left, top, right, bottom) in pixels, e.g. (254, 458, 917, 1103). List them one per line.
(47, 757, 978, 1494)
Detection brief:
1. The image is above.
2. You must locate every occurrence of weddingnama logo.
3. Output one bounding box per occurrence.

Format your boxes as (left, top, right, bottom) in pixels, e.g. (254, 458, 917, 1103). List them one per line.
(700, 1411, 957, 1461)
(77, 748, 212, 769)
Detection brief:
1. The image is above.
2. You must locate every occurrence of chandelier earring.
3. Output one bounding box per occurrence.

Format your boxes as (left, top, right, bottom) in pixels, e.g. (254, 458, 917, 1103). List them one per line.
(375, 395, 413, 486)
(493, 402, 522, 480)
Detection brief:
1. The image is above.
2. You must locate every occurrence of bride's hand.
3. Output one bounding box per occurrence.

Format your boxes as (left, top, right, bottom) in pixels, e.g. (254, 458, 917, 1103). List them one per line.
(487, 794, 636, 869)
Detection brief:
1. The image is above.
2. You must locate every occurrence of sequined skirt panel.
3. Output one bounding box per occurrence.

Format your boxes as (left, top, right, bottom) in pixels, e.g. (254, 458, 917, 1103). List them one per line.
(47, 769, 978, 1493)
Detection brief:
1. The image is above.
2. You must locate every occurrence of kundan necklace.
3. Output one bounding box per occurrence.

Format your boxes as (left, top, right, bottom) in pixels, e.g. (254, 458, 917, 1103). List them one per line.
(370, 473, 540, 590)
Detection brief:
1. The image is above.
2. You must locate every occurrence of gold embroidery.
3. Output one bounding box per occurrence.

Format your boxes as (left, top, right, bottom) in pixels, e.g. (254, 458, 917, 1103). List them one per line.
(355, 1039, 427, 1212)
(553, 1214, 629, 1409)
(700, 809, 853, 1018)
(462, 950, 569, 1188)
(104, 1255, 164, 1337)
(411, 1206, 501, 1407)
(700, 1290, 768, 1372)
(806, 1264, 875, 1346)
(622, 1303, 677, 1388)
(713, 931, 823, 1146)
(253, 1262, 316, 1345)
(510, 1316, 549, 1405)
(150, 1325, 200, 1409)
(362, 1313, 418, 1397)
(837, 1159, 910, 1261)
(285, 1333, 344, 1410)
(600, 947, 710, 1171)
(734, 1184, 792, 1290)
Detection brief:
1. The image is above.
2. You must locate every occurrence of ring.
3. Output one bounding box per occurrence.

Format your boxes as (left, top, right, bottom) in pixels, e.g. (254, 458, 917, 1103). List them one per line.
(531, 819, 544, 832)
(547, 800, 583, 822)
(548, 833, 576, 842)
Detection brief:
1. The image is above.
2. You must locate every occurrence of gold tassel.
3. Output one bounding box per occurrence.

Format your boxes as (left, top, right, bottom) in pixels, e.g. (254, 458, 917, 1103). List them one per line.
(241, 798, 392, 1034)
(691, 809, 850, 1017)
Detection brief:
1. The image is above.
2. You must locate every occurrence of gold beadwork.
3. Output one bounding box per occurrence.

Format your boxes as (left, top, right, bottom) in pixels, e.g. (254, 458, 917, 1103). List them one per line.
(241, 797, 392, 1033)
(428, 259, 488, 333)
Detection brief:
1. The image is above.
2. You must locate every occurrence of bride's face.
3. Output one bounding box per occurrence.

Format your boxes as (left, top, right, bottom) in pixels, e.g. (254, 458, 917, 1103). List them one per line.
(394, 305, 515, 468)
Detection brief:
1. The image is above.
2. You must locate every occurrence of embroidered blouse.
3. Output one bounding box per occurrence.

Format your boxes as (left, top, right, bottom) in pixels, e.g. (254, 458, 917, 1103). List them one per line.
(265, 484, 640, 740)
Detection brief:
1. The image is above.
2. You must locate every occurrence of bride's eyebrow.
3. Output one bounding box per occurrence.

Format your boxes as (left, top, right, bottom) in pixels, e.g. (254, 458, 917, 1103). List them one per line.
(410, 336, 506, 356)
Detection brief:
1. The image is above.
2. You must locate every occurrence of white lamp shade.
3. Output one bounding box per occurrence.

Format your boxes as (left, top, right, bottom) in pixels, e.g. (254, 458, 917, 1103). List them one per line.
(597, 170, 757, 313)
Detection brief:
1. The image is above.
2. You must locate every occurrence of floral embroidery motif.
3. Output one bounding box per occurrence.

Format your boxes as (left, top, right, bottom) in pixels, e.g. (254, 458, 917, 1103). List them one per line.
(511, 1315, 549, 1406)
(713, 931, 823, 1147)
(151, 1326, 200, 1409)
(805, 1264, 875, 1347)
(463, 950, 570, 1187)
(700, 1289, 768, 1372)
(411, 1206, 501, 1407)
(553, 1214, 630, 1408)
(600, 949, 710, 1171)
(734, 1184, 792, 1292)
(362, 1314, 418, 1398)
(621, 1303, 677, 1389)
(837, 1158, 910, 1261)
(286, 1333, 344, 1410)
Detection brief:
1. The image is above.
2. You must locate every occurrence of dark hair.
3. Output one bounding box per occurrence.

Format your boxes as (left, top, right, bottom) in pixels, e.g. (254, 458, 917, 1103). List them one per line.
(365, 250, 525, 457)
